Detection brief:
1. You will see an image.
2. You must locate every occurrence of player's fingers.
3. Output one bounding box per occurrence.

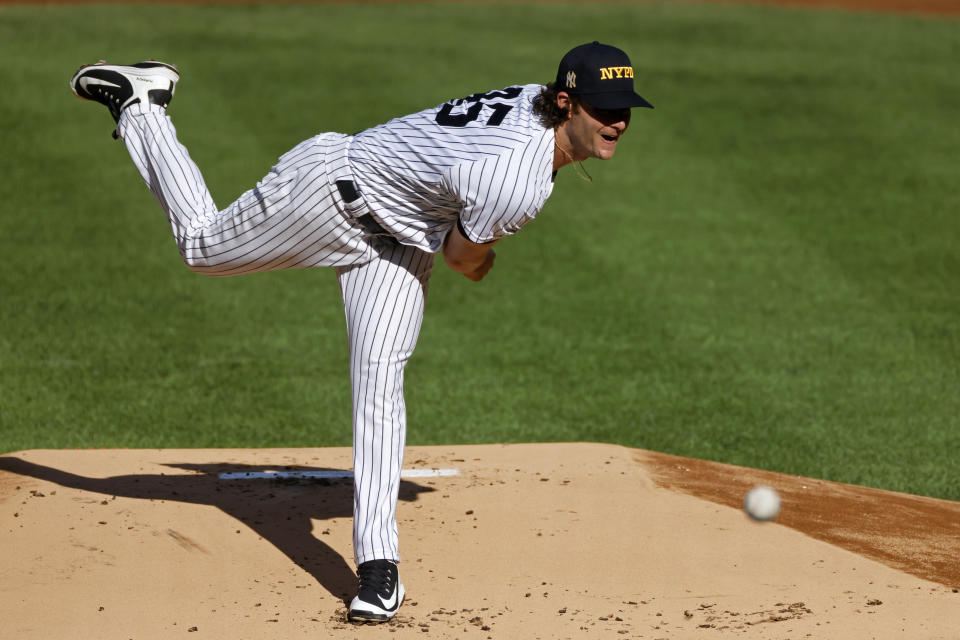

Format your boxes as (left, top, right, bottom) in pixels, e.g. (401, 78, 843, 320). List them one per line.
(467, 267, 489, 282)
(480, 250, 496, 275)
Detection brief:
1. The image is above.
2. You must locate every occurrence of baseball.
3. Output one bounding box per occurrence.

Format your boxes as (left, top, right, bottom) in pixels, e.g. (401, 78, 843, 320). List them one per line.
(743, 485, 781, 522)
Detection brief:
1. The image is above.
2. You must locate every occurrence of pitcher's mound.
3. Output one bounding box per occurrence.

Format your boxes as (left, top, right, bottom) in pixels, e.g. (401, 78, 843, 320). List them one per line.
(1, 443, 958, 639)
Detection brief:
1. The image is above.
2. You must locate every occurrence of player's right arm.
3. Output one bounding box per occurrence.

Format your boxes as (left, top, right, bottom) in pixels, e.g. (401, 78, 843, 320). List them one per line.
(443, 222, 498, 282)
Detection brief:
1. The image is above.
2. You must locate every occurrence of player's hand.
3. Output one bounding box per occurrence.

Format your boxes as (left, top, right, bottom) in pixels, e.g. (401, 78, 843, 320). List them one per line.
(443, 224, 498, 281)
(464, 249, 495, 282)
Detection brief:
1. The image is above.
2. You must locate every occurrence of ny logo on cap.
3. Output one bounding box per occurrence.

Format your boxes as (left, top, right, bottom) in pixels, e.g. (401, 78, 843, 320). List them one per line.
(566, 71, 576, 89)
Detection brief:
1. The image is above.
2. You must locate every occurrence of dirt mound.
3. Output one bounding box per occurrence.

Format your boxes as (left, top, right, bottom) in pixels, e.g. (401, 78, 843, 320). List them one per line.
(2, 443, 958, 638)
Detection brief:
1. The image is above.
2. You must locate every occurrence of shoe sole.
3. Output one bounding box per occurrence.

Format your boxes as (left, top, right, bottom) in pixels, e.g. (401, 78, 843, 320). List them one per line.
(69, 61, 180, 101)
(347, 583, 405, 623)
(347, 611, 392, 623)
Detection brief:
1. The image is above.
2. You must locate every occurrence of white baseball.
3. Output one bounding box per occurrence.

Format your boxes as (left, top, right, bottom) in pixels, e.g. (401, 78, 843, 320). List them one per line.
(743, 485, 781, 522)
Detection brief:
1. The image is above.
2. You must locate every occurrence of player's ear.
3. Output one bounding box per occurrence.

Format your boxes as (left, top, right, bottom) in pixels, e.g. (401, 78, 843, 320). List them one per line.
(556, 91, 579, 120)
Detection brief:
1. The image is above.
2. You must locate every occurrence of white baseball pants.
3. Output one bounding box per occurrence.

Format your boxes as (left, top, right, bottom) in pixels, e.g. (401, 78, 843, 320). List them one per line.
(116, 103, 433, 565)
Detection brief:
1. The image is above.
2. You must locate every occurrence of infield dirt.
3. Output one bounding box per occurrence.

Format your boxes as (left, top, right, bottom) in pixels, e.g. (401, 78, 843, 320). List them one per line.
(2, 443, 958, 639)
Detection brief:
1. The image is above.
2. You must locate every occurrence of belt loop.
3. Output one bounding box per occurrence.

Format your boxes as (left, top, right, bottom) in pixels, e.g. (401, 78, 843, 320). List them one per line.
(336, 179, 361, 204)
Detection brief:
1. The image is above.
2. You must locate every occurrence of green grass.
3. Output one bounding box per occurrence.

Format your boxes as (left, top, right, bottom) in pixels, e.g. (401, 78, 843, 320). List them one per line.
(1, 2, 958, 500)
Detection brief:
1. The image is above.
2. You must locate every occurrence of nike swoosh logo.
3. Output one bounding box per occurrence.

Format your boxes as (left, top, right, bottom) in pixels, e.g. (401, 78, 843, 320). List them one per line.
(79, 76, 121, 92)
(379, 588, 399, 610)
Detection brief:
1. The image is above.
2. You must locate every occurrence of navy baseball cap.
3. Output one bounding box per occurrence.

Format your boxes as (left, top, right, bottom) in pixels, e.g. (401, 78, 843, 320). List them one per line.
(556, 42, 653, 110)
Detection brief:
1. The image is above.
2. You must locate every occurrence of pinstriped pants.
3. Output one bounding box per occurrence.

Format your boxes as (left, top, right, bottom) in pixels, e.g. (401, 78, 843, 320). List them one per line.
(117, 104, 433, 565)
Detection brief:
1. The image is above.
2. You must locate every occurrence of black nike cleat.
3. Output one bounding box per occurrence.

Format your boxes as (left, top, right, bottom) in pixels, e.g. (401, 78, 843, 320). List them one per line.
(348, 559, 405, 622)
(70, 61, 179, 137)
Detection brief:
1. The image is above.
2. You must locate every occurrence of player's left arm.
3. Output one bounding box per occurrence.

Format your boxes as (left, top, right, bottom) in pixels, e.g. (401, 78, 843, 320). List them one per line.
(443, 222, 498, 282)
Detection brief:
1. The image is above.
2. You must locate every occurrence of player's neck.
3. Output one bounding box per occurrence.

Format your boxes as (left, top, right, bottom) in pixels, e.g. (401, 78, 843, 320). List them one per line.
(553, 127, 593, 183)
(553, 127, 576, 171)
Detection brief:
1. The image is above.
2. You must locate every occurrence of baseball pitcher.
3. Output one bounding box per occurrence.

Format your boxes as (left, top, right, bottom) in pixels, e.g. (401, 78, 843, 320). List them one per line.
(69, 41, 653, 622)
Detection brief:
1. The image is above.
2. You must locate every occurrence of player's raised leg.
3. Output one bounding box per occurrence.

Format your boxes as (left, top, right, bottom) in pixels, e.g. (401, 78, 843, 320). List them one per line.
(70, 61, 374, 276)
(337, 240, 433, 621)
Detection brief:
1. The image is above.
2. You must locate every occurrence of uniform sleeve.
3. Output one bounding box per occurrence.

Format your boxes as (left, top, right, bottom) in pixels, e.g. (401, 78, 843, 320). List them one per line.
(443, 131, 555, 244)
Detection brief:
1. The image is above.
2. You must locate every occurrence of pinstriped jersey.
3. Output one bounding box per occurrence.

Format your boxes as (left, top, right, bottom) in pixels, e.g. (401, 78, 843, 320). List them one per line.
(348, 84, 556, 252)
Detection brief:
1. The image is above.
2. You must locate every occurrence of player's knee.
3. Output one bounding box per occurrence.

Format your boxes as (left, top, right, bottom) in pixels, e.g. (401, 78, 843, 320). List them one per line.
(179, 251, 217, 275)
(357, 351, 414, 373)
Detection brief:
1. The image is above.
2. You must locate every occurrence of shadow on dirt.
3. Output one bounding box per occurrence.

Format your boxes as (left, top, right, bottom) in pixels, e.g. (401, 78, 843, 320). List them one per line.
(0, 456, 435, 601)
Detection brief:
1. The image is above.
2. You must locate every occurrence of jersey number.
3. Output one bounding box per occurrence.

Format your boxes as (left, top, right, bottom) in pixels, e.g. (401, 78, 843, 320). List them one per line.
(435, 86, 524, 128)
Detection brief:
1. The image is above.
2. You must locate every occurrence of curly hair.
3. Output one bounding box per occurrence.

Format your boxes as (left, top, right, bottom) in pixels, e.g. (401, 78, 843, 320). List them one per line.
(531, 82, 581, 129)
